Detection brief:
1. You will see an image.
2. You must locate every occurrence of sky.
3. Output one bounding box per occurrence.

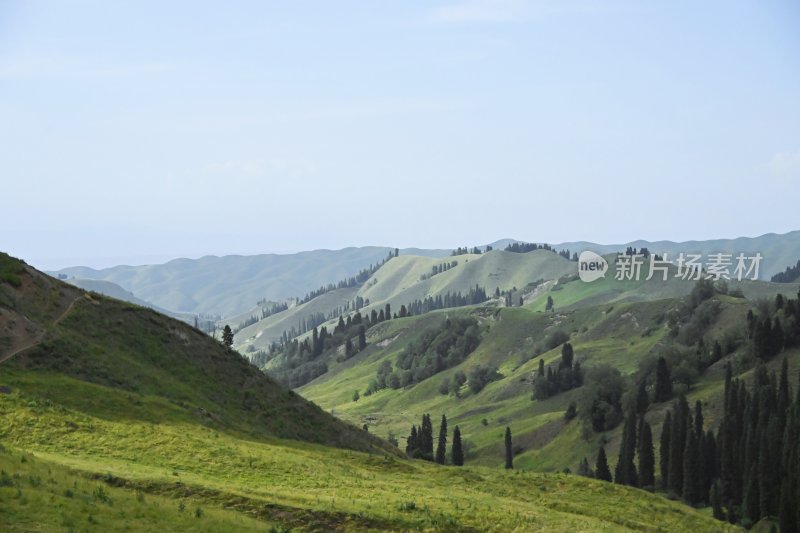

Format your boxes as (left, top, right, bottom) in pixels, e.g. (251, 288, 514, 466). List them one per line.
(1, 0, 799, 270)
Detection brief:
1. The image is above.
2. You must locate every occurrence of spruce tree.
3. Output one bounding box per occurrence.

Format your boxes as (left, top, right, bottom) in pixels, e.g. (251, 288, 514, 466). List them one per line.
(660, 411, 672, 489)
(710, 480, 725, 520)
(406, 425, 418, 457)
(615, 412, 638, 487)
(669, 397, 688, 495)
(654, 356, 673, 402)
(682, 423, 703, 505)
(222, 325, 234, 347)
(505, 427, 513, 469)
(639, 420, 655, 489)
(452, 426, 464, 466)
(436, 415, 448, 465)
(595, 446, 612, 482)
(358, 325, 366, 350)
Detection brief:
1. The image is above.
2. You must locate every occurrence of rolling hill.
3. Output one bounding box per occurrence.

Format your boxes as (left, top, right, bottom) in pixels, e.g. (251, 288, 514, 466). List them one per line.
(233, 249, 576, 351)
(0, 251, 734, 531)
(48, 230, 800, 322)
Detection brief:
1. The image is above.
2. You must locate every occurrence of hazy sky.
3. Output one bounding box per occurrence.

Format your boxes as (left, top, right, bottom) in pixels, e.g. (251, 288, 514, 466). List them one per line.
(2, 0, 799, 270)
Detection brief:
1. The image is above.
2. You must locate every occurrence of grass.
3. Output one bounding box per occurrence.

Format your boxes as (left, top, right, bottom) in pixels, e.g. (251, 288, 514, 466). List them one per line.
(0, 444, 276, 532)
(0, 373, 732, 532)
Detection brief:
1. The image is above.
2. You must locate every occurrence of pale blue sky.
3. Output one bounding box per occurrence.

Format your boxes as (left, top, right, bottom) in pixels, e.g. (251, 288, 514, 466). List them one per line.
(1, 0, 799, 269)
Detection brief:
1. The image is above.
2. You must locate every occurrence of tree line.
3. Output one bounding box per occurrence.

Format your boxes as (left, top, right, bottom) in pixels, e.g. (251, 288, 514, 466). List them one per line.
(404, 285, 489, 316)
(771, 259, 800, 283)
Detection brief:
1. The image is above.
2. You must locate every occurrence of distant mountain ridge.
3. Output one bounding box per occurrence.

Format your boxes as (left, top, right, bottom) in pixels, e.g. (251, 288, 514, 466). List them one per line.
(49, 231, 800, 318)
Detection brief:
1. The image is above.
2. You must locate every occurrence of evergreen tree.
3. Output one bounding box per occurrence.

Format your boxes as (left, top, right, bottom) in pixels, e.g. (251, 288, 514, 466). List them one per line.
(358, 325, 366, 350)
(660, 411, 672, 489)
(406, 425, 418, 456)
(419, 414, 434, 460)
(654, 357, 673, 402)
(669, 397, 689, 495)
(436, 415, 448, 465)
(595, 446, 612, 482)
(710, 480, 725, 520)
(452, 426, 464, 466)
(505, 427, 513, 469)
(615, 412, 638, 487)
(577, 457, 593, 478)
(683, 422, 703, 505)
(222, 325, 234, 347)
(639, 419, 655, 489)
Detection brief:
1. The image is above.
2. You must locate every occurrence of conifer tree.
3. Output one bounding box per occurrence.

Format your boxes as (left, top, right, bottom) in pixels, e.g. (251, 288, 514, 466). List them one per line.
(639, 420, 655, 489)
(654, 357, 672, 402)
(615, 412, 638, 487)
(660, 411, 672, 489)
(595, 446, 612, 482)
(436, 415, 448, 465)
(683, 423, 703, 505)
(452, 426, 464, 466)
(358, 325, 366, 350)
(406, 425, 418, 456)
(710, 480, 725, 520)
(222, 325, 234, 347)
(505, 427, 513, 469)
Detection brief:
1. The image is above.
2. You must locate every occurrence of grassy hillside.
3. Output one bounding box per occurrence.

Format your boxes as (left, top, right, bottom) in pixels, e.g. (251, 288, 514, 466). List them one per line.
(300, 274, 800, 475)
(236, 250, 575, 350)
(0, 253, 389, 454)
(0, 252, 732, 531)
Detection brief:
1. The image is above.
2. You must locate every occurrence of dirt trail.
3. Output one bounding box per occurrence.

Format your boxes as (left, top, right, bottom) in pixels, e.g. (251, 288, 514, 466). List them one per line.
(0, 295, 83, 364)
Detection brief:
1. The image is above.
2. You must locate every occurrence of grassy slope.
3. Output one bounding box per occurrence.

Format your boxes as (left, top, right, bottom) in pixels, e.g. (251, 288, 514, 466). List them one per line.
(0, 375, 729, 532)
(0, 255, 391, 455)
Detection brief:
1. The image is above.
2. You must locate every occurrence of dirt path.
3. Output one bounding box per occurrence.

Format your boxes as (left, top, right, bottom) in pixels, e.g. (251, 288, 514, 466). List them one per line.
(0, 295, 83, 364)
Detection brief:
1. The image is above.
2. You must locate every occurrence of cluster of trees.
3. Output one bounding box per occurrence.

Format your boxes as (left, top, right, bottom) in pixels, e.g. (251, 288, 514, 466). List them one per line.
(367, 317, 482, 394)
(261, 301, 289, 319)
(503, 242, 577, 261)
(451, 246, 484, 256)
(420, 261, 458, 281)
(583, 358, 800, 530)
(749, 292, 800, 359)
(466, 364, 502, 394)
(406, 414, 464, 466)
(623, 246, 652, 258)
(771, 259, 800, 283)
(298, 249, 398, 305)
(405, 286, 489, 315)
(268, 313, 368, 388)
(532, 342, 584, 400)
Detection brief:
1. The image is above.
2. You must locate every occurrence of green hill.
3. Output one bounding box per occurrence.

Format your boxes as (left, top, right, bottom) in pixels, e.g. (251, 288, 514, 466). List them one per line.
(0, 252, 732, 531)
(235, 249, 575, 351)
(298, 272, 800, 474)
